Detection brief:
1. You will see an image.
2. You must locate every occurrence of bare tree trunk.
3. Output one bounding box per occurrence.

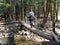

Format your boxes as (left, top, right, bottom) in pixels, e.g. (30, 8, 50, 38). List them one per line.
(52, 16, 56, 33)
(41, 0, 50, 28)
(37, 4, 40, 18)
(56, 0, 58, 21)
(52, 0, 56, 34)
(50, 2, 53, 20)
(24, 0, 27, 22)
(21, 0, 24, 21)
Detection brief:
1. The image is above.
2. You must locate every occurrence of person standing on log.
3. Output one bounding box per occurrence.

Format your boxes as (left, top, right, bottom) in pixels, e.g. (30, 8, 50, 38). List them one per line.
(28, 10, 35, 28)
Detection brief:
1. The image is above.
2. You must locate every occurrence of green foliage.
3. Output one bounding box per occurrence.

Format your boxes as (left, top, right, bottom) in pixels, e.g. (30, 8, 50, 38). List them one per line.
(0, 3, 11, 15)
(0, 0, 60, 20)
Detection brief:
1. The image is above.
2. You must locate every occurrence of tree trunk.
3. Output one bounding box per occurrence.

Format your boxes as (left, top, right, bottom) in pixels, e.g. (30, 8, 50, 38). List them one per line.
(37, 4, 40, 18)
(52, 16, 56, 34)
(50, 3, 53, 20)
(52, 0, 56, 34)
(21, 0, 24, 21)
(24, 0, 26, 21)
(56, 1, 58, 21)
(41, 0, 50, 28)
(15, 3, 19, 21)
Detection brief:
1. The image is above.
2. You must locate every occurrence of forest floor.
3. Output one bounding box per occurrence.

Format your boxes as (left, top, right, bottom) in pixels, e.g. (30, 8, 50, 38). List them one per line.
(0, 16, 60, 45)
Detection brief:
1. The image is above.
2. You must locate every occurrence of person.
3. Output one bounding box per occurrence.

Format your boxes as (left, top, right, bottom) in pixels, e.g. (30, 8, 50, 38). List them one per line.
(28, 10, 34, 28)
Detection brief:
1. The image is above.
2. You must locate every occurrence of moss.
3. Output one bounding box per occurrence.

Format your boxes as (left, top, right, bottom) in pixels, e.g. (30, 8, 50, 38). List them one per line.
(1, 37, 8, 41)
(16, 41, 40, 45)
(14, 36, 40, 45)
(1, 36, 40, 45)
(14, 36, 26, 42)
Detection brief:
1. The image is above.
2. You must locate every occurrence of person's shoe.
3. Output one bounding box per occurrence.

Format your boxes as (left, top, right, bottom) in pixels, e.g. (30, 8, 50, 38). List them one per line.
(30, 25, 33, 28)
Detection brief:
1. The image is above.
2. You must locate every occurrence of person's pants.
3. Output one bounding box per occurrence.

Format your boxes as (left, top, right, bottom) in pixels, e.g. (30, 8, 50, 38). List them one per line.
(30, 20, 34, 28)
